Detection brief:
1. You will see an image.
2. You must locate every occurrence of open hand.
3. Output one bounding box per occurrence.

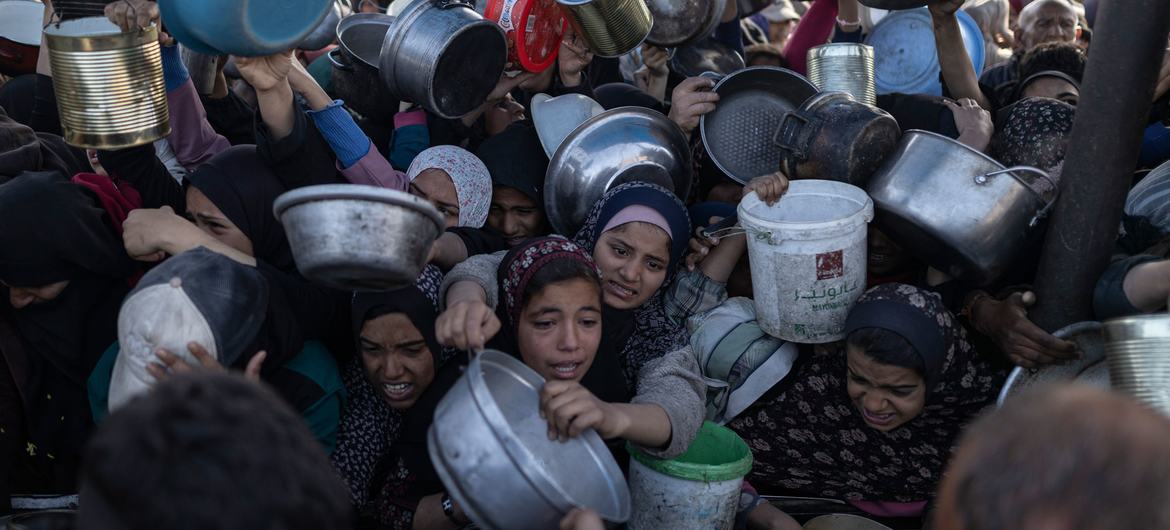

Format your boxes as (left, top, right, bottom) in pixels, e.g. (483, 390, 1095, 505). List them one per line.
(972, 291, 1080, 368)
(234, 52, 294, 93)
(946, 97, 994, 151)
(540, 380, 625, 442)
(147, 341, 266, 382)
(744, 170, 790, 205)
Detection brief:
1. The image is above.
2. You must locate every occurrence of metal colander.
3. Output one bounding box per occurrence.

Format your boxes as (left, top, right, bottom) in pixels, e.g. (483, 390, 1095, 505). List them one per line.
(556, 0, 652, 58)
(44, 17, 169, 149)
(807, 43, 876, 106)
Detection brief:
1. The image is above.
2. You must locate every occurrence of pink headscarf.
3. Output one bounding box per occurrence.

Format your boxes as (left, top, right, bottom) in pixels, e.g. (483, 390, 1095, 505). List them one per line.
(407, 146, 493, 227)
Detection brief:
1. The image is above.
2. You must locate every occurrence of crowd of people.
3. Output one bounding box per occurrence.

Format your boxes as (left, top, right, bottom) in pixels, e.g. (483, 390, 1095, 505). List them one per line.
(1, 0, 1169, 528)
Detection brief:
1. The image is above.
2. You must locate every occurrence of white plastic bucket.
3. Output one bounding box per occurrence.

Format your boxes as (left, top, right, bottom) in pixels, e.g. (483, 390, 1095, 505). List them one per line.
(627, 422, 752, 530)
(738, 179, 873, 343)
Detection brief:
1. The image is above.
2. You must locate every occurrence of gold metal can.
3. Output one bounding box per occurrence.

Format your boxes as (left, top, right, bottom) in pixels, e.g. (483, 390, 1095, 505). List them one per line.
(556, 0, 652, 58)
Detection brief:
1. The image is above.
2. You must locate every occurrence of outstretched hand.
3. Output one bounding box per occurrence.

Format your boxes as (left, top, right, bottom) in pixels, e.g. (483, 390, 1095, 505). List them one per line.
(147, 341, 266, 382)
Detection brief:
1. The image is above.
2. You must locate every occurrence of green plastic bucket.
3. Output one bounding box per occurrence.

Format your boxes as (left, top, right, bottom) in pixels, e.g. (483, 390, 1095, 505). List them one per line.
(627, 422, 753, 529)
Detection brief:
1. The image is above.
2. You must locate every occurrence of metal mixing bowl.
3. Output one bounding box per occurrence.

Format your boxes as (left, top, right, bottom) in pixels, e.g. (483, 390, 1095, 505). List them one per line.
(272, 184, 444, 291)
(544, 106, 692, 236)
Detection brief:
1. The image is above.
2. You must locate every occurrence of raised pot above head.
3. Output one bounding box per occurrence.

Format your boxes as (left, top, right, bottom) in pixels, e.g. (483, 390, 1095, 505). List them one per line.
(866, 130, 1057, 286)
(556, 0, 653, 58)
(159, 0, 335, 56)
(272, 184, 444, 291)
(544, 106, 692, 236)
(644, 0, 725, 48)
(380, 0, 508, 119)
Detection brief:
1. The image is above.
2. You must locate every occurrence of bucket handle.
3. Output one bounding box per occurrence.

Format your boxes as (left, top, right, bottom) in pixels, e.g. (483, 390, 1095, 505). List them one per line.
(701, 214, 786, 246)
(972, 166, 1059, 228)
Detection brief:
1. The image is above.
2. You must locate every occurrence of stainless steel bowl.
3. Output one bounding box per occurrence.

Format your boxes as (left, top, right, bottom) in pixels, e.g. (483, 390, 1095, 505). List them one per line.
(998, 321, 1108, 407)
(5, 510, 76, 530)
(429, 350, 631, 530)
(299, 0, 350, 50)
(545, 106, 693, 236)
(272, 184, 444, 291)
(645, 0, 725, 47)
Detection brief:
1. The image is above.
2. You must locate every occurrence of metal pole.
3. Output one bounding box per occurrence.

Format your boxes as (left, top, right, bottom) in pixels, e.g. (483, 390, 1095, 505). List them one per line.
(1031, 0, 1170, 330)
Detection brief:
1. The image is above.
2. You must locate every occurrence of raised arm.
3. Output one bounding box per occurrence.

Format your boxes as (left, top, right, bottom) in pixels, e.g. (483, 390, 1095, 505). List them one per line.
(930, 1, 992, 110)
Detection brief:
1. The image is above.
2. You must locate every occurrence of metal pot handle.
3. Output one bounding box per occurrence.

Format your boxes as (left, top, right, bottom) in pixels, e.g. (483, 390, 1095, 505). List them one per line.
(972, 166, 1060, 228)
(772, 111, 818, 160)
(327, 48, 352, 71)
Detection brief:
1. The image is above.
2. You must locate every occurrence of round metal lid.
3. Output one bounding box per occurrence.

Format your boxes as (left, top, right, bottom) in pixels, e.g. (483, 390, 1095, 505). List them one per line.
(865, 8, 984, 96)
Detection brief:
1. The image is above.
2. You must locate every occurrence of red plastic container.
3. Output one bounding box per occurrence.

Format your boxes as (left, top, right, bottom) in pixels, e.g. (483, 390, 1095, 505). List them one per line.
(482, 0, 567, 73)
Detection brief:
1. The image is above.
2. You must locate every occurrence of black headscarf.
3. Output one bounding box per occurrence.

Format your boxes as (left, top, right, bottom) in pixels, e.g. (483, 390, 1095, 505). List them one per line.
(475, 123, 547, 207)
(0, 106, 88, 181)
(185, 146, 294, 271)
(0, 170, 136, 475)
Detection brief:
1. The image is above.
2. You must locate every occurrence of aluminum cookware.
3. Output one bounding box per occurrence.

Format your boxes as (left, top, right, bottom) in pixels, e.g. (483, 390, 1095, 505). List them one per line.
(380, 0, 507, 119)
(429, 350, 631, 530)
(300, 0, 351, 50)
(699, 66, 819, 184)
(272, 184, 444, 291)
(332, 13, 399, 121)
(0, 0, 42, 77)
(545, 106, 692, 236)
(998, 322, 1108, 407)
(181, 46, 219, 95)
(531, 92, 605, 158)
(776, 91, 901, 188)
(645, 0, 725, 48)
(806, 43, 876, 106)
(557, 0, 652, 58)
(43, 17, 170, 149)
(866, 130, 1057, 286)
(1104, 314, 1170, 416)
(669, 37, 745, 78)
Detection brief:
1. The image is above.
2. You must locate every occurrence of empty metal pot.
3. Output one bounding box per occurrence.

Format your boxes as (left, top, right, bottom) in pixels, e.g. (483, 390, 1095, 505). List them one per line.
(272, 184, 444, 291)
(429, 350, 630, 530)
(776, 91, 901, 188)
(557, 0, 652, 58)
(1104, 314, 1170, 416)
(866, 130, 1057, 286)
(43, 17, 170, 149)
(544, 106, 693, 236)
(807, 43, 876, 106)
(644, 0, 725, 48)
(300, 0, 350, 50)
(998, 321, 1109, 407)
(380, 0, 507, 119)
(333, 13, 399, 121)
(669, 37, 745, 78)
(181, 45, 219, 95)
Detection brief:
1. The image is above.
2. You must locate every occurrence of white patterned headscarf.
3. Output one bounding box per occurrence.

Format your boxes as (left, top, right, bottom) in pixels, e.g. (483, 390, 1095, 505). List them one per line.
(407, 146, 492, 228)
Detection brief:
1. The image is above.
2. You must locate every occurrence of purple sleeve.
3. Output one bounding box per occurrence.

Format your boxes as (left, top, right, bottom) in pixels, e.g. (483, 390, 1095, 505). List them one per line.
(166, 81, 231, 171)
(338, 143, 410, 191)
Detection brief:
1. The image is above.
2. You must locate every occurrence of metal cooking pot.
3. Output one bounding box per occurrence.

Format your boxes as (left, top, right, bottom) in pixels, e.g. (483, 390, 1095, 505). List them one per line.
(429, 350, 630, 530)
(699, 66, 819, 184)
(776, 91, 901, 188)
(645, 0, 725, 48)
(5, 510, 76, 530)
(181, 46, 219, 95)
(300, 0, 350, 50)
(43, 17, 170, 149)
(866, 130, 1057, 286)
(669, 37, 744, 78)
(0, 0, 42, 77)
(557, 0, 653, 58)
(545, 106, 693, 236)
(332, 13, 398, 120)
(380, 0, 507, 119)
(272, 184, 444, 291)
(998, 321, 1107, 407)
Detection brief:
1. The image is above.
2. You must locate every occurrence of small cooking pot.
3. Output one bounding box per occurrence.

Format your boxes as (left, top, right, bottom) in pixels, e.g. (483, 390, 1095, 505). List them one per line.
(866, 130, 1058, 286)
(0, 0, 42, 77)
(332, 13, 398, 120)
(5, 509, 76, 530)
(380, 0, 507, 119)
(776, 91, 901, 188)
(645, 0, 725, 48)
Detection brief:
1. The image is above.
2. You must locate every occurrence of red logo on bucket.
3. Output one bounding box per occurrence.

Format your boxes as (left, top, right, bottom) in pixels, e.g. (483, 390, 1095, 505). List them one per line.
(816, 250, 844, 280)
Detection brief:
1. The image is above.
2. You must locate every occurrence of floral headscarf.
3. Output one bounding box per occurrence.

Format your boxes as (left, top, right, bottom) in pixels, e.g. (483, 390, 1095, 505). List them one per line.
(573, 181, 692, 385)
(728, 284, 1006, 503)
(989, 97, 1076, 197)
(498, 236, 599, 329)
(407, 146, 492, 228)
